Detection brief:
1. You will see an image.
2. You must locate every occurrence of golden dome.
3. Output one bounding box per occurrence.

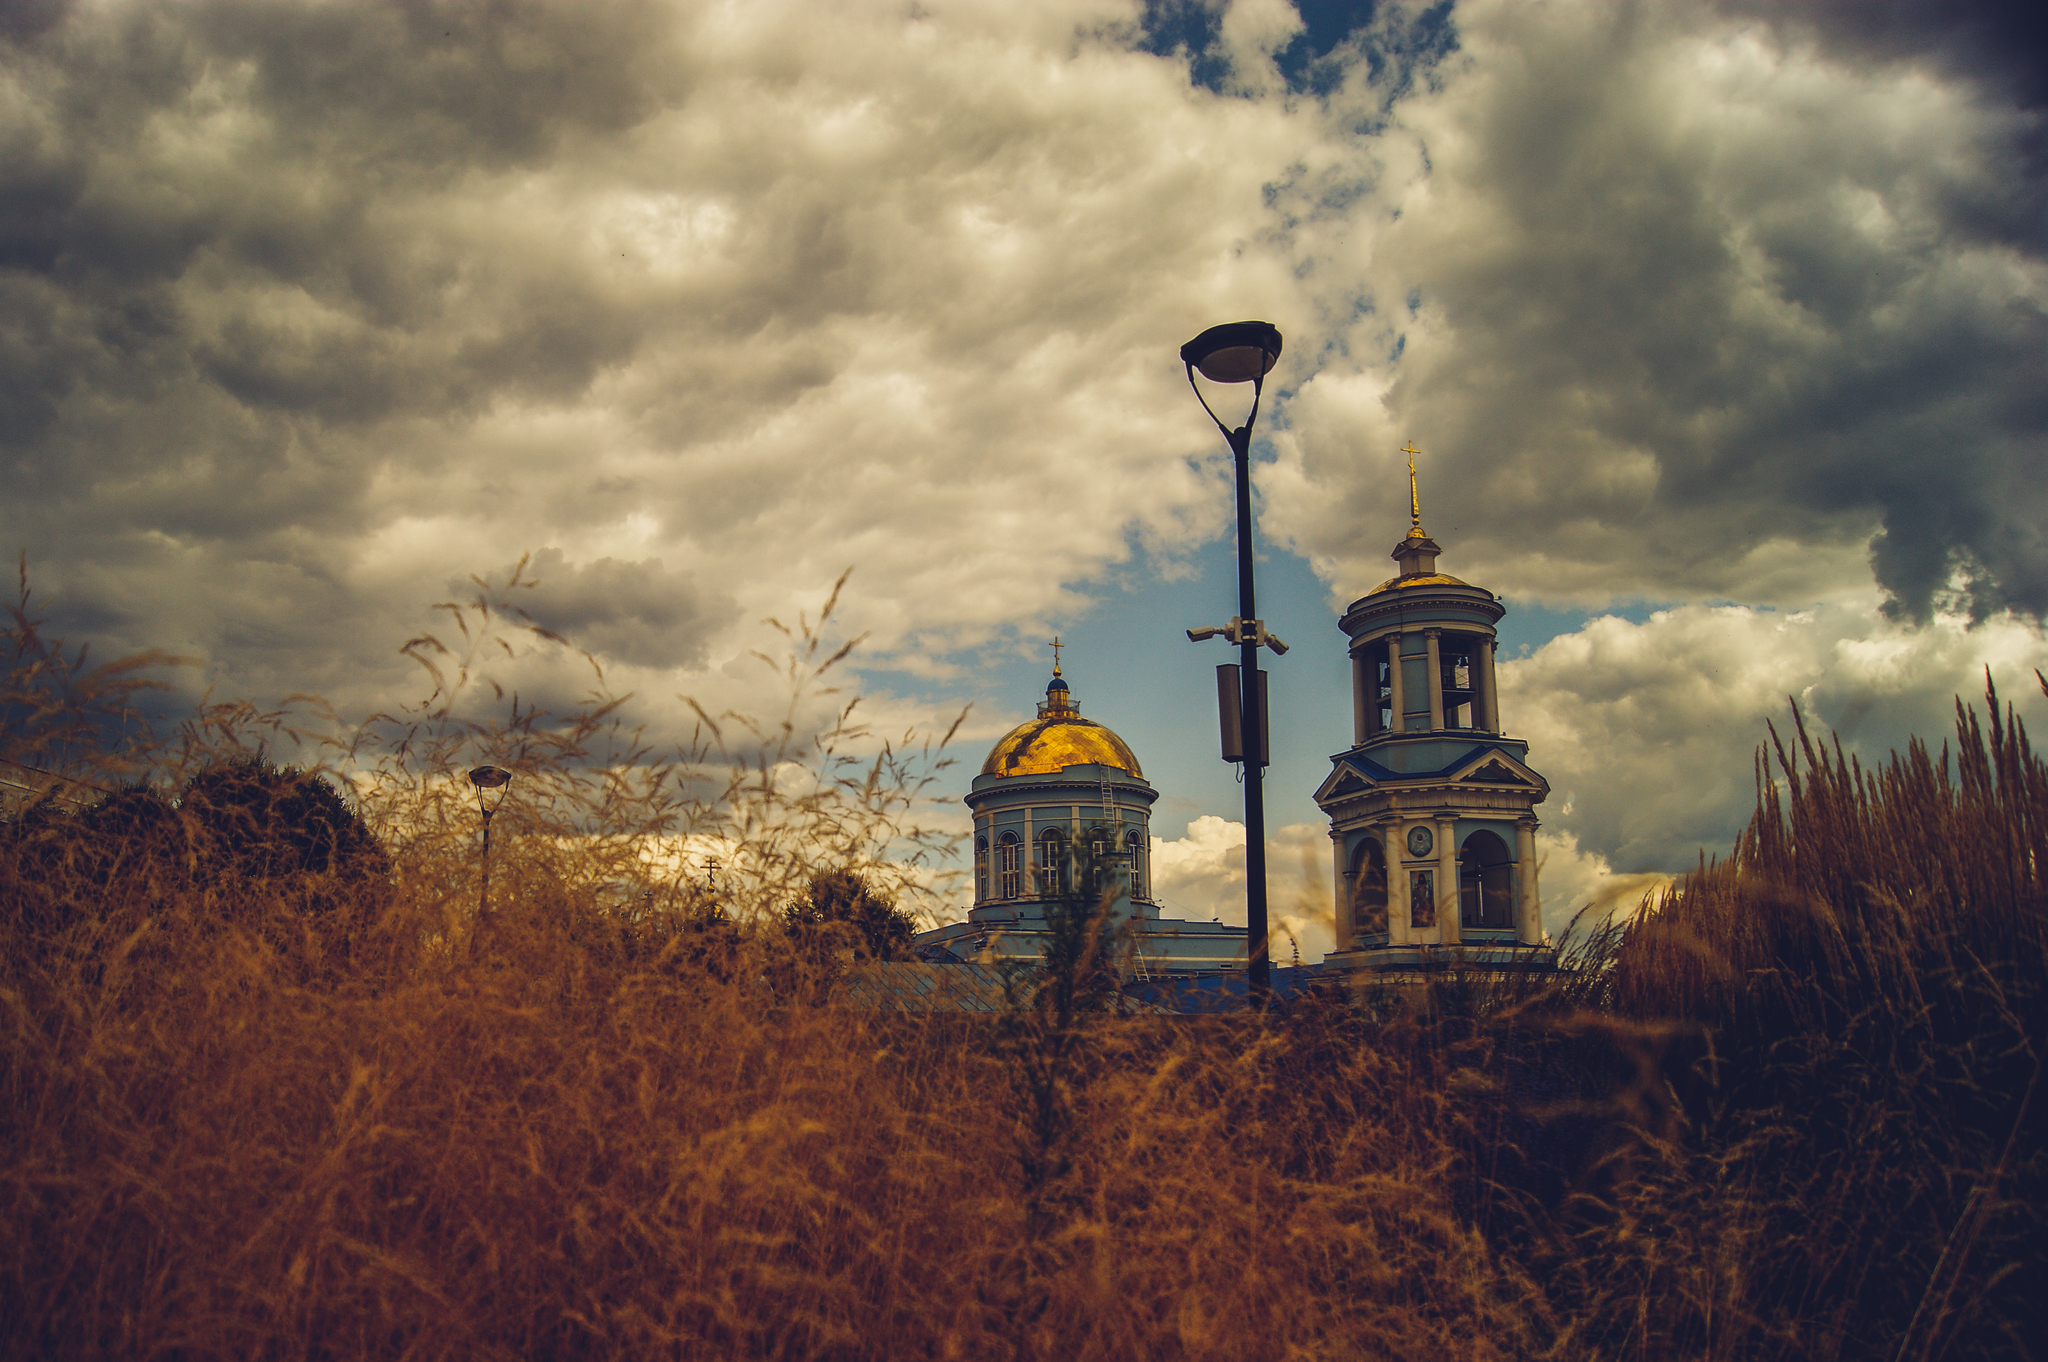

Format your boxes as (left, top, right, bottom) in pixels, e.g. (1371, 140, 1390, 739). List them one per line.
(980, 673, 1143, 778)
(981, 718, 1142, 777)
(1368, 571, 1472, 596)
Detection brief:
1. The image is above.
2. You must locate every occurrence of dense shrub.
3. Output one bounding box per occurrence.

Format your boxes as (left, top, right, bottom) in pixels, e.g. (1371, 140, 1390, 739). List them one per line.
(784, 866, 918, 963)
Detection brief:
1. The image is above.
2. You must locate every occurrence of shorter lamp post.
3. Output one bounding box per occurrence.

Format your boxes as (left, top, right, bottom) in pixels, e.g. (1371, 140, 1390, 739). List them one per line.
(1180, 320, 1285, 1006)
(469, 766, 512, 933)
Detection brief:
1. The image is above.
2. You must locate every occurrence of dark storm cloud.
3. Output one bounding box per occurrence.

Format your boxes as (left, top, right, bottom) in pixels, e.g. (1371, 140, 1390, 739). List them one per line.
(0, 1, 652, 567)
(0, 1, 672, 434)
(0, 0, 756, 712)
(505, 549, 735, 672)
(1719, 0, 2048, 112)
(1271, 0, 2048, 622)
(0, 0, 1317, 722)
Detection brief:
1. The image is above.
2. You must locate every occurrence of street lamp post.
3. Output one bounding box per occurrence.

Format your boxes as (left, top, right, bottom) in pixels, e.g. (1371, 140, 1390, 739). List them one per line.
(1180, 320, 1285, 1006)
(469, 765, 512, 948)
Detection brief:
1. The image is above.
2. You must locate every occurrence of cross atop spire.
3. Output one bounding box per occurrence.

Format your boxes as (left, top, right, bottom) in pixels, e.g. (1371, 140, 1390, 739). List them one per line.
(1049, 635, 1064, 676)
(1402, 441, 1427, 539)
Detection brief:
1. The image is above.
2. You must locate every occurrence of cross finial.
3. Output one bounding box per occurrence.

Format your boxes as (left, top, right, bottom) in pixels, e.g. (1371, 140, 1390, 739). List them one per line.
(1049, 635, 1064, 676)
(1401, 441, 1426, 538)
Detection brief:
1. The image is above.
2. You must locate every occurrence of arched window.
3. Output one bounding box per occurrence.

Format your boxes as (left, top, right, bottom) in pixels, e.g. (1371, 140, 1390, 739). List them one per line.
(1459, 831, 1515, 930)
(975, 835, 989, 904)
(996, 832, 1021, 900)
(1085, 826, 1112, 898)
(1349, 837, 1389, 936)
(1125, 828, 1146, 899)
(1369, 643, 1394, 736)
(1035, 827, 1067, 896)
(1439, 633, 1480, 729)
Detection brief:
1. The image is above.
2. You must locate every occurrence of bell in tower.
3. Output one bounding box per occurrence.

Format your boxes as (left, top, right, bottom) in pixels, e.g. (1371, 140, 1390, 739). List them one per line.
(1313, 445, 1553, 975)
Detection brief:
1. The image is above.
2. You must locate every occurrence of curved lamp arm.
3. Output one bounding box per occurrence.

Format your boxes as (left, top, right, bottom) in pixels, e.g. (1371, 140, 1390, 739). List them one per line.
(1185, 364, 1265, 447)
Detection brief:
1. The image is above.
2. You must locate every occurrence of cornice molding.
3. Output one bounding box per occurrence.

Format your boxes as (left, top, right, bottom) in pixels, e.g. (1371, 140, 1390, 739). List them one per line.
(967, 777, 1161, 810)
(1341, 586, 1505, 634)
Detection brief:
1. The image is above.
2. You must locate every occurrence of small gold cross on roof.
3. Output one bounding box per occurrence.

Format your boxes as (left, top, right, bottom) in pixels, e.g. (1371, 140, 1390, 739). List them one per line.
(1049, 635, 1064, 675)
(1400, 441, 1426, 536)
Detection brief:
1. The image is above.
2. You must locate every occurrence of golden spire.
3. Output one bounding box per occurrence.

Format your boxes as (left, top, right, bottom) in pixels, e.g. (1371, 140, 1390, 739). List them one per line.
(1401, 441, 1427, 538)
(1048, 635, 1064, 676)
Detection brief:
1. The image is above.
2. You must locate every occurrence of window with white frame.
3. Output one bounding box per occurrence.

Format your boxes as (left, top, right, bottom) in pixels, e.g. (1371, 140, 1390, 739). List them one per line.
(1035, 827, 1066, 896)
(997, 832, 1021, 899)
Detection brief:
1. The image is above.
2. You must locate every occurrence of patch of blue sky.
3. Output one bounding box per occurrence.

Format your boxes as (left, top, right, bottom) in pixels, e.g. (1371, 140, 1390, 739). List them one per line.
(1132, 0, 1459, 103)
(854, 528, 1643, 844)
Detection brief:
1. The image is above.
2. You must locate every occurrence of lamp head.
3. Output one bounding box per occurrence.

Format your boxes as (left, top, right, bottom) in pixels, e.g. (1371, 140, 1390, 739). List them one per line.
(1180, 321, 1283, 384)
(469, 766, 512, 790)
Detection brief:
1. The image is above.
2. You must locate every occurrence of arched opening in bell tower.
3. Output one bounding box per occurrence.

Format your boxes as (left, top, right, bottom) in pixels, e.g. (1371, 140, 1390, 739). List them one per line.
(1358, 639, 1395, 737)
(1459, 831, 1515, 930)
(1439, 638, 1476, 729)
(1349, 837, 1389, 936)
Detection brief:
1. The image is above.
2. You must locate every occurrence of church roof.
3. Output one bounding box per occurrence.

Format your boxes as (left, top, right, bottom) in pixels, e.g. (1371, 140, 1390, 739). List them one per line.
(1365, 570, 1473, 596)
(980, 671, 1144, 779)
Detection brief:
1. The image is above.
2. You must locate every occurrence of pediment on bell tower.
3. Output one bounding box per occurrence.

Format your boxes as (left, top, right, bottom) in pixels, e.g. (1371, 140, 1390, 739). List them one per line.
(1450, 749, 1546, 793)
(1313, 762, 1379, 805)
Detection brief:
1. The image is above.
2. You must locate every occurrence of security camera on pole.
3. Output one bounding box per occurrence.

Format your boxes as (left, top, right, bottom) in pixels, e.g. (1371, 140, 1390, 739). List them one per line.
(1179, 320, 1285, 1006)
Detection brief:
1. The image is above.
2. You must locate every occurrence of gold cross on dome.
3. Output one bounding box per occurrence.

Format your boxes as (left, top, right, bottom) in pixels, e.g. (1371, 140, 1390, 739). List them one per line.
(1049, 635, 1064, 675)
(1400, 441, 1426, 537)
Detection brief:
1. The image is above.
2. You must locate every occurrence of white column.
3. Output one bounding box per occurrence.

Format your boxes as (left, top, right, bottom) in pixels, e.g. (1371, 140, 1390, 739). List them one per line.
(1386, 819, 1411, 946)
(1436, 814, 1460, 946)
(1468, 638, 1490, 733)
(1331, 829, 1353, 952)
(977, 814, 991, 904)
(1482, 638, 1502, 733)
(1384, 632, 1403, 731)
(1515, 818, 1541, 944)
(1351, 653, 1369, 743)
(1424, 630, 1445, 731)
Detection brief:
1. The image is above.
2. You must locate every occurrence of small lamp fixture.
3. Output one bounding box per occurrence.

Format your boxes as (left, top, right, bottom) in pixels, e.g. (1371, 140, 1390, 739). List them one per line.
(469, 765, 512, 799)
(468, 765, 513, 938)
(1180, 320, 1283, 384)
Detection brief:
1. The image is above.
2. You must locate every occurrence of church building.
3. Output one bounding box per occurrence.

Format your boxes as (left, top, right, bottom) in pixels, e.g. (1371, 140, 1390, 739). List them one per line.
(915, 453, 1551, 986)
(1315, 459, 1553, 972)
(913, 660, 1248, 975)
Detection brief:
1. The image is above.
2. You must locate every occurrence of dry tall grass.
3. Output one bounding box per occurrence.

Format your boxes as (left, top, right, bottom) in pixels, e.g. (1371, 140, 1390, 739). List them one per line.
(3, 565, 2042, 1360)
(1518, 676, 2048, 1361)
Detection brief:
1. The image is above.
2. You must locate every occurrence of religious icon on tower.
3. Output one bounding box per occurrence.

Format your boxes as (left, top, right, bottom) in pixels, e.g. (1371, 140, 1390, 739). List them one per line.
(1406, 825, 1434, 858)
(1409, 869, 1435, 928)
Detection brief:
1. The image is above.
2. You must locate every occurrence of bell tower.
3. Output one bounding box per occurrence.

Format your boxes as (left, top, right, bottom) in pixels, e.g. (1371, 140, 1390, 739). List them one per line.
(1314, 447, 1552, 972)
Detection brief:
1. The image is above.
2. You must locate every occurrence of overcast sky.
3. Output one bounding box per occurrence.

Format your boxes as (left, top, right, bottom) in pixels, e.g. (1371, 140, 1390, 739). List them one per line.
(5, 0, 2045, 948)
